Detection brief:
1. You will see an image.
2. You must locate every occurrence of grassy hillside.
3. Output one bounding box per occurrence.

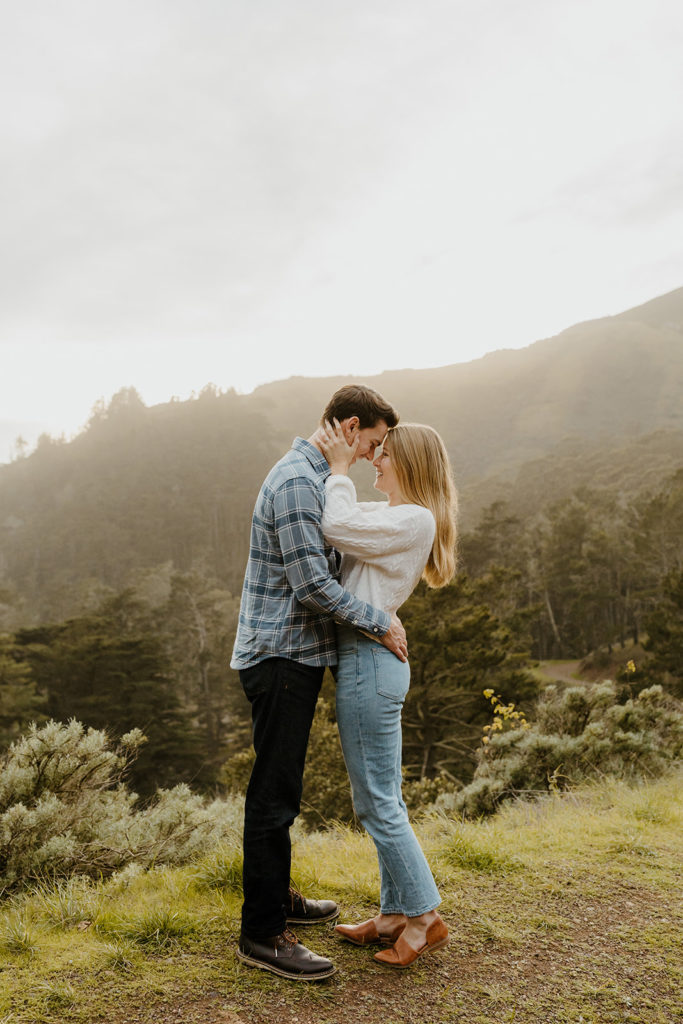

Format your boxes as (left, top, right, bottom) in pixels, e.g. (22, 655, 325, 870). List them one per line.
(1, 773, 681, 1024)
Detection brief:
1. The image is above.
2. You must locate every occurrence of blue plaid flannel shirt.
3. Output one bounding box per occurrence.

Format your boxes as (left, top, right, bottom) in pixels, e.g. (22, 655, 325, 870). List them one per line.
(230, 437, 391, 669)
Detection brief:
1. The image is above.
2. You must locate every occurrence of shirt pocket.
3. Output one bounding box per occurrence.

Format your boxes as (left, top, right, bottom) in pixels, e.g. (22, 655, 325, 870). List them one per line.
(371, 645, 410, 703)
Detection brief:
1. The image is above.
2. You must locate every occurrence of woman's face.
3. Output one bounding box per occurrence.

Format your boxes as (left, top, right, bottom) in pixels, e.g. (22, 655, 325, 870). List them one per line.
(372, 443, 404, 504)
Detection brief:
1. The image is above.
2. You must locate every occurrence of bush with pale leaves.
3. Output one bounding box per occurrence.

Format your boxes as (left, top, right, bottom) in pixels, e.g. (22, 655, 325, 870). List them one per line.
(0, 720, 242, 890)
(436, 683, 683, 818)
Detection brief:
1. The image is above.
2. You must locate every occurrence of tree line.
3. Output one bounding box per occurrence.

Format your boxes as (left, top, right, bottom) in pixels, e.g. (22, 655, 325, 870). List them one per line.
(2, 464, 682, 817)
(3, 380, 683, 628)
(461, 468, 683, 661)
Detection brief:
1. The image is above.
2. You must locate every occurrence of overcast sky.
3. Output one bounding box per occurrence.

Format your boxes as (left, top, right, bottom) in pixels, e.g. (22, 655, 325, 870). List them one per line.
(2, 0, 683, 456)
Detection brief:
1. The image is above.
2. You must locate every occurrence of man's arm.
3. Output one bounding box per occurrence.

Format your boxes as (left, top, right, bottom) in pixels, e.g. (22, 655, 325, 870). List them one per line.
(273, 477, 407, 660)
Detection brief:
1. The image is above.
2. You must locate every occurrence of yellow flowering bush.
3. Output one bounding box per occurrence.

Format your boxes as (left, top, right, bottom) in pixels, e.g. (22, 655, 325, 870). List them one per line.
(481, 688, 529, 745)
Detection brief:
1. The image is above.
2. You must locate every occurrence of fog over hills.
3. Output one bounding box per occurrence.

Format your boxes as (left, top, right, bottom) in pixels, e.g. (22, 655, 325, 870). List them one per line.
(251, 284, 683, 483)
(1, 285, 683, 616)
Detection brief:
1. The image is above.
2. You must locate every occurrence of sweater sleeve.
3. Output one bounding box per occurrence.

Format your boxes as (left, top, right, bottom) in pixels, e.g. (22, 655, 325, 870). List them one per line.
(272, 476, 391, 635)
(322, 475, 434, 561)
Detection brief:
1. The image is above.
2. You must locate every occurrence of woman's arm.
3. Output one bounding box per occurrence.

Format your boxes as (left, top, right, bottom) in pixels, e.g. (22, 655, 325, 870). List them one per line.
(322, 475, 434, 560)
(316, 418, 359, 475)
(272, 476, 390, 634)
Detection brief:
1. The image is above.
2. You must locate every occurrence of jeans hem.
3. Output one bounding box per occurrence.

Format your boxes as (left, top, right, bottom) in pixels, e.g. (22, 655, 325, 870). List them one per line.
(381, 899, 441, 917)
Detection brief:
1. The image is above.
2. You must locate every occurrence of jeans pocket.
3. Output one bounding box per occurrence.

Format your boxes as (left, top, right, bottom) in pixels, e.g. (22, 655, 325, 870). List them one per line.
(371, 645, 410, 703)
(240, 660, 274, 700)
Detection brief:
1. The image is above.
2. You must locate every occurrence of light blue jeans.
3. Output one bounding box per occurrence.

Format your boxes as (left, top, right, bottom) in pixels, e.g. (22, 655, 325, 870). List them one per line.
(335, 626, 441, 916)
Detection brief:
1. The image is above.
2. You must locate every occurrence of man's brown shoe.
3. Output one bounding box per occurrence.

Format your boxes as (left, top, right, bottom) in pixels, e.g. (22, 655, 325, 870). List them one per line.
(335, 918, 406, 947)
(373, 914, 449, 968)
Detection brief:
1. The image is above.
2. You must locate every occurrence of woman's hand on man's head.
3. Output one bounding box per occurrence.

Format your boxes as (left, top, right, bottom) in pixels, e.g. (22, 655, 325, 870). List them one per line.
(318, 418, 360, 474)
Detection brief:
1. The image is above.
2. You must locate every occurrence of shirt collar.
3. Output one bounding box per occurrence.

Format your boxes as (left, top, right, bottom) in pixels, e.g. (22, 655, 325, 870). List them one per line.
(292, 437, 330, 478)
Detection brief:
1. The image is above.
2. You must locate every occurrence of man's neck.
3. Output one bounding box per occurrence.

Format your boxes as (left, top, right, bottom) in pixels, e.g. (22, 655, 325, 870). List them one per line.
(307, 429, 325, 455)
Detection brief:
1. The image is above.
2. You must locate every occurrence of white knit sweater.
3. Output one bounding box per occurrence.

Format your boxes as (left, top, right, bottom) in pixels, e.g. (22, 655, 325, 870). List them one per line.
(322, 475, 435, 615)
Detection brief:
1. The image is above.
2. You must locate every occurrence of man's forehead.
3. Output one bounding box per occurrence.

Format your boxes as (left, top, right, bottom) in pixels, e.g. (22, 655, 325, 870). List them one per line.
(367, 420, 389, 442)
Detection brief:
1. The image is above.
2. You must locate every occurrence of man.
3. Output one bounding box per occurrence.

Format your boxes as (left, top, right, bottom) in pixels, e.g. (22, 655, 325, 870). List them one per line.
(231, 384, 406, 981)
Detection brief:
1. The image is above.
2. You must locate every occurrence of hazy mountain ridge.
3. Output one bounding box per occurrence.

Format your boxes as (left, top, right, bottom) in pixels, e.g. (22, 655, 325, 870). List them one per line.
(250, 285, 683, 483)
(461, 429, 683, 527)
(1, 285, 683, 615)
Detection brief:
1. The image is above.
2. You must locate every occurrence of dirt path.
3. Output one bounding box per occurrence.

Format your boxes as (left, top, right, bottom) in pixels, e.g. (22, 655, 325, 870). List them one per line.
(538, 659, 591, 684)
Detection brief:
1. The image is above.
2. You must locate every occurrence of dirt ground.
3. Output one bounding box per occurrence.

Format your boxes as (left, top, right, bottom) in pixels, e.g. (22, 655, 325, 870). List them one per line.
(101, 880, 682, 1024)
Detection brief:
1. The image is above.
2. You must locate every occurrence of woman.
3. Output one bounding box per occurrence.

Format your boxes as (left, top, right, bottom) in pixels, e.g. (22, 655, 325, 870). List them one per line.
(318, 419, 458, 969)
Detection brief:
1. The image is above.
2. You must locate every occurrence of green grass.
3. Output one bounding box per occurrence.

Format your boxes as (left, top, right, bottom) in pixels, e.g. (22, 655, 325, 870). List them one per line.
(190, 848, 244, 892)
(0, 912, 38, 957)
(435, 829, 521, 874)
(31, 875, 103, 929)
(0, 771, 681, 1023)
(101, 907, 200, 949)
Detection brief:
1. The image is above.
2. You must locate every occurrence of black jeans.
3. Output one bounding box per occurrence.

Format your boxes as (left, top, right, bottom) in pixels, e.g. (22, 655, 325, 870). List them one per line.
(239, 657, 324, 940)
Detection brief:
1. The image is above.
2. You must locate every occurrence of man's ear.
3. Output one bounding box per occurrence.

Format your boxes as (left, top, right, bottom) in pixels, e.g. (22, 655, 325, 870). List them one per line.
(338, 416, 359, 443)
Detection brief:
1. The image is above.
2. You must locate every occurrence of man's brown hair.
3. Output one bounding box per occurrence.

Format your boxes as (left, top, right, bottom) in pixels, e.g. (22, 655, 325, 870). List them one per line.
(321, 384, 399, 429)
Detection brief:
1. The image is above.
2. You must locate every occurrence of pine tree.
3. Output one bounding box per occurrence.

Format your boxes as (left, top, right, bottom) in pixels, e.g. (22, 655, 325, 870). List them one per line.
(14, 610, 204, 796)
(400, 575, 537, 785)
(0, 635, 46, 748)
(158, 568, 250, 775)
(642, 568, 683, 698)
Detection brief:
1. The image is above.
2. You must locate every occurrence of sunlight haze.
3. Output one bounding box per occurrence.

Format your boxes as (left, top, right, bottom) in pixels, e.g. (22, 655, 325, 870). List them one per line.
(2, 0, 683, 456)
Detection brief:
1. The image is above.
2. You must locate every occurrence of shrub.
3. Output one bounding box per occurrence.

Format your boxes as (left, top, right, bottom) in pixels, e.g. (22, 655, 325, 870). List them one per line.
(403, 773, 457, 816)
(438, 682, 683, 818)
(0, 720, 242, 890)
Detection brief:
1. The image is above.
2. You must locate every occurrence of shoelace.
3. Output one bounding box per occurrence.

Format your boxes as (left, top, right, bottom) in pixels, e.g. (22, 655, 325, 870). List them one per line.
(275, 928, 298, 951)
(288, 884, 306, 911)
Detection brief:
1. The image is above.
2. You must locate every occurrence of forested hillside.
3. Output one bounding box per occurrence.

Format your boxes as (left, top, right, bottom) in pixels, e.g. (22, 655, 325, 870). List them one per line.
(250, 284, 683, 482)
(462, 429, 683, 524)
(0, 388, 278, 617)
(2, 285, 683, 617)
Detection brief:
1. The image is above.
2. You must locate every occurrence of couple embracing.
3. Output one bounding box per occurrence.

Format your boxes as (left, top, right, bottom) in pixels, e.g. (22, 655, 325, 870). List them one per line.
(230, 384, 457, 980)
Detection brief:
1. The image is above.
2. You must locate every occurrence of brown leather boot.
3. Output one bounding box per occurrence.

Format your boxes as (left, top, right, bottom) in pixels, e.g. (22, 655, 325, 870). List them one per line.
(373, 914, 449, 968)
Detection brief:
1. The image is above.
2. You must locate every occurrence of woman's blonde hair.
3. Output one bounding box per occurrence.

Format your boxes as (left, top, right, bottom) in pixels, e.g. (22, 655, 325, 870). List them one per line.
(385, 423, 458, 588)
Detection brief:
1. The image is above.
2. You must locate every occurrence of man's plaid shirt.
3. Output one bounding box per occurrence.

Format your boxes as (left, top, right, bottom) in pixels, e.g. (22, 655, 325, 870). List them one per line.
(230, 437, 391, 669)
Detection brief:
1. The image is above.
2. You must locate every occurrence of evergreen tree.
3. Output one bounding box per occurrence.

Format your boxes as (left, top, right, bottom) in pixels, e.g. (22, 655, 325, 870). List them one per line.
(14, 609, 204, 796)
(400, 575, 537, 785)
(460, 501, 525, 576)
(158, 567, 250, 775)
(641, 567, 683, 698)
(0, 634, 46, 748)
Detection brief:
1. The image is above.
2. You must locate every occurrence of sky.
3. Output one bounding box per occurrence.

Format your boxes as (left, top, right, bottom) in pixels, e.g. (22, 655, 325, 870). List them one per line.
(2, 0, 683, 456)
